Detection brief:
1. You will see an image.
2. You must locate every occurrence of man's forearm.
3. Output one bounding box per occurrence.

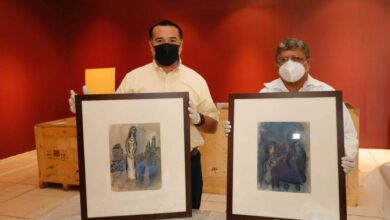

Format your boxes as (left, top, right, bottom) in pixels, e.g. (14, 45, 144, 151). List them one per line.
(197, 115, 218, 134)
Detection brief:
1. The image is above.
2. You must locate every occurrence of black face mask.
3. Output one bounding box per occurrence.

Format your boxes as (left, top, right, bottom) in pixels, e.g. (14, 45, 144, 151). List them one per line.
(154, 43, 179, 66)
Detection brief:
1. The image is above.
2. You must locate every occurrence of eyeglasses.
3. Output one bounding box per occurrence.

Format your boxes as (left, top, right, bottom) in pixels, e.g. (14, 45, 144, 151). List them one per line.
(277, 56, 306, 65)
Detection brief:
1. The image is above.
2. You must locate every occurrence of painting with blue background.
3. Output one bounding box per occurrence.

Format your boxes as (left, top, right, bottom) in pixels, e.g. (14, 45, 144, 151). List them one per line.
(257, 122, 311, 193)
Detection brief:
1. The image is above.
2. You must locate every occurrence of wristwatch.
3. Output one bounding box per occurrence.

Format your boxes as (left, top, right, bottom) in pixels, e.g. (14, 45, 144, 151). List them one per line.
(194, 113, 205, 126)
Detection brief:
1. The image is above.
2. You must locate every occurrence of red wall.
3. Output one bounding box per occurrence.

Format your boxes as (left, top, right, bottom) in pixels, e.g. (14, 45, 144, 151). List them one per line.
(0, 1, 73, 159)
(1, 0, 389, 159)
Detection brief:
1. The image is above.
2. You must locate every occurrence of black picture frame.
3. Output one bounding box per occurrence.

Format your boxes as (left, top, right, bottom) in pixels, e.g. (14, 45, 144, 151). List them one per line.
(76, 92, 191, 219)
(227, 91, 346, 220)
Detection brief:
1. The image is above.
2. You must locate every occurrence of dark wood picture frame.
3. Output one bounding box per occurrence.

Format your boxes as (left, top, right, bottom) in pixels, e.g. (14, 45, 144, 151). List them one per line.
(227, 91, 346, 220)
(76, 92, 191, 220)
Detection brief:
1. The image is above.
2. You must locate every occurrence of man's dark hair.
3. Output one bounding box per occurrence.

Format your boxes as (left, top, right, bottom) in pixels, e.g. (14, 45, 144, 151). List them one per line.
(275, 38, 311, 61)
(148, 20, 183, 40)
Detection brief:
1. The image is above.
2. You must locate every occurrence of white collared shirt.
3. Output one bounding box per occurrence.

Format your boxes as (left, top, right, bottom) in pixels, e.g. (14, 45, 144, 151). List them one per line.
(260, 75, 358, 157)
(116, 60, 220, 149)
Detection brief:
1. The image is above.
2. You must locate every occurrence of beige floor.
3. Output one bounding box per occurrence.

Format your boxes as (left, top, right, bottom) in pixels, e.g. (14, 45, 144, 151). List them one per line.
(0, 149, 388, 219)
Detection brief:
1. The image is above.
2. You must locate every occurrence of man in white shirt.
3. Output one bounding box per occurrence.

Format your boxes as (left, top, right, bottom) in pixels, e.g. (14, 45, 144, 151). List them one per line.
(225, 38, 358, 174)
(69, 20, 219, 209)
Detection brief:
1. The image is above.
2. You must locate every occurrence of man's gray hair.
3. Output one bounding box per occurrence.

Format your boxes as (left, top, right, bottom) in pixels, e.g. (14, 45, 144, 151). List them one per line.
(275, 38, 311, 61)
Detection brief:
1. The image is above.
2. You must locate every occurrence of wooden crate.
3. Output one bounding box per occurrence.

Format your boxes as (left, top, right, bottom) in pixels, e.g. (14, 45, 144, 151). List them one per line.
(34, 117, 79, 190)
(199, 108, 228, 194)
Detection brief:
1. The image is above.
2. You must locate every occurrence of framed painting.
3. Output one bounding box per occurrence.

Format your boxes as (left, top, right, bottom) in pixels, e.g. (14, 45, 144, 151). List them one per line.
(75, 92, 191, 219)
(227, 91, 346, 220)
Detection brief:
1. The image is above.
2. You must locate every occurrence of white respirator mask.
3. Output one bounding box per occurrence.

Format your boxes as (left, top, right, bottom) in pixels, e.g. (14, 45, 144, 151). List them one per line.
(278, 60, 306, 83)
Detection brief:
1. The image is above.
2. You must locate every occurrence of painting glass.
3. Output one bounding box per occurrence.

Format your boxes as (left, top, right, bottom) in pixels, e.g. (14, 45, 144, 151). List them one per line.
(109, 123, 161, 191)
(257, 122, 310, 193)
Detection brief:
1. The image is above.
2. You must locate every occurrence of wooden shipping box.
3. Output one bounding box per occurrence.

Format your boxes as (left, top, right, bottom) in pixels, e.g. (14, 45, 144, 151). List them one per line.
(199, 108, 228, 194)
(34, 117, 79, 190)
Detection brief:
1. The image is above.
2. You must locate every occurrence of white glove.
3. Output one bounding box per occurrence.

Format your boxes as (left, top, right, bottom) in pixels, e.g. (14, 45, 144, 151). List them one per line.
(68, 85, 89, 114)
(224, 120, 231, 136)
(82, 85, 89, 94)
(68, 90, 77, 114)
(188, 100, 201, 124)
(341, 156, 355, 173)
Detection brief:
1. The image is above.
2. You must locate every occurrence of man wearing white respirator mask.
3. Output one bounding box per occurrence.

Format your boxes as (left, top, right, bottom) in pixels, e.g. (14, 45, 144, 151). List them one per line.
(224, 38, 358, 174)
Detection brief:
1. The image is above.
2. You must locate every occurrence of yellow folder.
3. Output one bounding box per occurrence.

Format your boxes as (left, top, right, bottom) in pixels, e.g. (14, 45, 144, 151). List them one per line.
(85, 67, 115, 94)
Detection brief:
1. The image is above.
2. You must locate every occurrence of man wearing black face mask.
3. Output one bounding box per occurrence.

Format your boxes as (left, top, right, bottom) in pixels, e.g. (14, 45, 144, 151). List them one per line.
(70, 20, 219, 209)
(115, 20, 219, 209)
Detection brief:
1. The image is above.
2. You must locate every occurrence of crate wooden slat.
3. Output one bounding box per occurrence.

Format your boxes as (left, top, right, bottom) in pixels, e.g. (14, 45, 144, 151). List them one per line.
(34, 117, 79, 190)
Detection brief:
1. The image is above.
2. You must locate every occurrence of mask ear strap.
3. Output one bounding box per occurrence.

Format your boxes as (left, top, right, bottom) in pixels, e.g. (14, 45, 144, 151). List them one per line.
(178, 41, 183, 55)
(149, 41, 156, 56)
(305, 60, 310, 73)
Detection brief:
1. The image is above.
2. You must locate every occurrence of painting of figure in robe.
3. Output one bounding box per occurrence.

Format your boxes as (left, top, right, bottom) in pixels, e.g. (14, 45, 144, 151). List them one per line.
(109, 123, 161, 192)
(257, 122, 310, 193)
